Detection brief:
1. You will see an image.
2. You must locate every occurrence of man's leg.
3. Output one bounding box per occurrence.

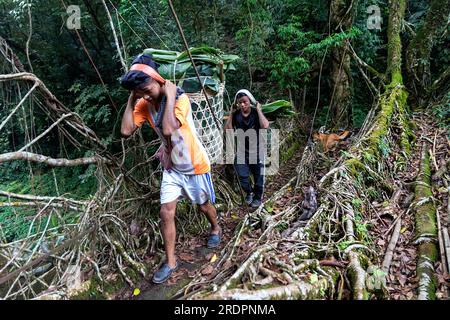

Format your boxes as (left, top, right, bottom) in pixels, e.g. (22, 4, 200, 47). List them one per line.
(234, 163, 251, 193)
(198, 201, 221, 235)
(234, 162, 253, 204)
(250, 162, 265, 201)
(160, 199, 178, 268)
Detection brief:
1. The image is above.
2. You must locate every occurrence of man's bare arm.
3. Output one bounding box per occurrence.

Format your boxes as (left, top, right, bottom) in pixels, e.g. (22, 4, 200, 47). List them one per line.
(161, 80, 180, 137)
(256, 102, 270, 129)
(121, 92, 138, 137)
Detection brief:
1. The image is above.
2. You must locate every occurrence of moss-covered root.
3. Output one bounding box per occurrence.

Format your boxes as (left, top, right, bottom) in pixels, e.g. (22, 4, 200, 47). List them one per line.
(346, 251, 369, 300)
(204, 272, 338, 300)
(417, 243, 438, 300)
(414, 142, 438, 300)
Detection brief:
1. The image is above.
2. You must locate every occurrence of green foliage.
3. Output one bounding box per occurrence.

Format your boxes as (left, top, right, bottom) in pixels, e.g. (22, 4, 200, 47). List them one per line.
(432, 92, 450, 137)
(1, 0, 449, 251)
(275, 220, 289, 233)
(352, 104, 371, 128)
(363, 151, 376, 163)
(338, 240, 351, 251)
(378, 136, 390, 157)
(354, 212, 371, 243)
(366, 186, 380, 200)
(304, 27, 362, 56)
(0, 205, 79, 242)
(70, 83, 111, 126)
(351, 198, 363, 209)
(351, 0, 388, 128)
(0, 163, 97, 199)
(0, 161, 97, 242)
(270, 51, 310, 91)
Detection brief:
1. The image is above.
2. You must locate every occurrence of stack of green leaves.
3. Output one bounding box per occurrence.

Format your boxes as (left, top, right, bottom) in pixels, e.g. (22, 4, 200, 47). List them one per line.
(261, 100, 295, 119)
(143, 46, 239, 94)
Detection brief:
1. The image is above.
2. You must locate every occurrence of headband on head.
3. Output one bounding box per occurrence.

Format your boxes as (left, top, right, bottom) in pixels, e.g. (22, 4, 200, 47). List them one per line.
(130, 64, 166, 85)
(120, 53, 166, 90)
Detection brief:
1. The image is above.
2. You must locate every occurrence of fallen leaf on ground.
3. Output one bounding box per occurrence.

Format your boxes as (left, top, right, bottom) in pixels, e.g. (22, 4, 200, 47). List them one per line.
(179, 252, 194, 262)
(222, 260, 233, 270)
(201, 265, 214, 275)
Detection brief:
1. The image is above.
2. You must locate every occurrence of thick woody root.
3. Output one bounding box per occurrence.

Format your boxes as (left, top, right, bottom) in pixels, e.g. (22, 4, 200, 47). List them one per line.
(414, 142, 438, 300)
(204, 279, 334, 300)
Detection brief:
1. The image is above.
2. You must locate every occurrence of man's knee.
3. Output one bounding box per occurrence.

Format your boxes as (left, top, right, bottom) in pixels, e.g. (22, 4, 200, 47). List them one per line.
(199, 201, 214, 214)
(160, 204, 176, 222)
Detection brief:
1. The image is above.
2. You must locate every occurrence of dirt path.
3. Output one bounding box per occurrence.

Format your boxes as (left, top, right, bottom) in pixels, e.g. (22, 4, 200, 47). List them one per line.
(115, 145, 306, 300)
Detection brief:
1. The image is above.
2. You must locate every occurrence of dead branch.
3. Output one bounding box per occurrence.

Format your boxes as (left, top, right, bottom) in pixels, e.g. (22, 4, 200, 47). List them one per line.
(0, 201, 82, 212)
(0, 82, 38, 131)
(382, 218, 401, 273)
(19, 113, 75, 152)
(443, 228, 450, 274)
(0, 191, 87, 206)
(0, 151, 110, 167)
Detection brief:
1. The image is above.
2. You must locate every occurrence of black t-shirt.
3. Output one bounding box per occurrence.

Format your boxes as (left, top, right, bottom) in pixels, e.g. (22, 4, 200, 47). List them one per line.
(232, 108, 261, 161)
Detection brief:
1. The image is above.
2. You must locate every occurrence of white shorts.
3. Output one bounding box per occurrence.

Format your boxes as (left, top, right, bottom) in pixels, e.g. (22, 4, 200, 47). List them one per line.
(160, 169, 216, 205)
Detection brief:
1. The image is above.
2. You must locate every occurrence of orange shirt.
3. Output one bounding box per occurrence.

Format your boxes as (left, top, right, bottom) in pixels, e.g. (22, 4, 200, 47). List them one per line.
(133, 94, 210, 175)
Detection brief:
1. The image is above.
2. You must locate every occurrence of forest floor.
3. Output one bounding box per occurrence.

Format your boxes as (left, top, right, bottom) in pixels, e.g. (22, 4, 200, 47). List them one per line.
(112, 111, 449, 300)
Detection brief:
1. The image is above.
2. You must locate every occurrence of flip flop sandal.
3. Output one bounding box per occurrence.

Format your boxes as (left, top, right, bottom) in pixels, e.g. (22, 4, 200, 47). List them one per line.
(152, 260, 179, 284)
(207, 229, 222, 248)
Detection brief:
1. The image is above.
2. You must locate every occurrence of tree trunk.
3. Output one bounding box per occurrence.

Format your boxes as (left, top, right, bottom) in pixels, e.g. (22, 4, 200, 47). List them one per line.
(406, 0, 450, 102)
(387, 0, 406, 84)
(329, 0, 355, 130)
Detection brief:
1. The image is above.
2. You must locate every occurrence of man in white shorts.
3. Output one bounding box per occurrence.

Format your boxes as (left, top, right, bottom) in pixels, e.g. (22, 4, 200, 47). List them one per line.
(120, 54, 221, 284)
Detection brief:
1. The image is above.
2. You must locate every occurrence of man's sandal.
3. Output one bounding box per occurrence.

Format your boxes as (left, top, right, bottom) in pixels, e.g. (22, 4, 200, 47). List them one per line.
(207, 229, 222, 248)
(152, 260, 179, 284)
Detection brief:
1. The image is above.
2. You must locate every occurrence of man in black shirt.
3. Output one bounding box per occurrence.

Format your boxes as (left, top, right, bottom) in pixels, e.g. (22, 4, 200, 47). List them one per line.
(225, 90, 270, 208)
